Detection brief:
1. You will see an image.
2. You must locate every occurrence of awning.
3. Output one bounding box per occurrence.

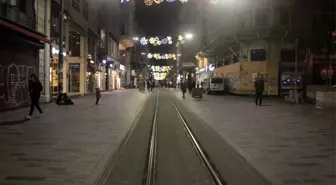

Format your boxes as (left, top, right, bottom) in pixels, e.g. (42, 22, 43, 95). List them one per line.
(0, 18, 50, 43)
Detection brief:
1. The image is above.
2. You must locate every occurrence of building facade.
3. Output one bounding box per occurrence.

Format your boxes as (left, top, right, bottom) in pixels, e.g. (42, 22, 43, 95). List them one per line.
(0, 0, 134, 111)
(119, 0, 136, 88)
(189, 0, 335, 96)
(0, 0, 50, 111)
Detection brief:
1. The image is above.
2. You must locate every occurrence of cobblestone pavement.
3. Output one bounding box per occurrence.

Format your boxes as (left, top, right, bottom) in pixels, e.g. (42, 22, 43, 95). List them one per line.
(0, 90, 150, 185)
(172, 90, 335, 185)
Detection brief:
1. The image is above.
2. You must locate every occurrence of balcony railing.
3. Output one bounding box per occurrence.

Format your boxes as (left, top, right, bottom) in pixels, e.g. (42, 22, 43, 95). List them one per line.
(0, 3, 34, 30)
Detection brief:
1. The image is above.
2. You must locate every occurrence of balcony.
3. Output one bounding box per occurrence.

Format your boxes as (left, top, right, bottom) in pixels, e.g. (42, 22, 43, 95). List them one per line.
(0, 3, 34, 30)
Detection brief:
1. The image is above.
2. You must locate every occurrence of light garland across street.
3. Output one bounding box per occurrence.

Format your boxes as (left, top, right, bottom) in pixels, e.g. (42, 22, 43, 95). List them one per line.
(140, 36, 173, 46)
(147, 53, 177, 60)
(144, 0, 221, 6)
(144, 0, 188, 6)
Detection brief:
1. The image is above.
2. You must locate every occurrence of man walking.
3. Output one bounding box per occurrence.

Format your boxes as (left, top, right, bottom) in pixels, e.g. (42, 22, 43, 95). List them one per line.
(181, 81, 187, 99)
(254, 75, 265, 106)
(25, 74, 43, 120)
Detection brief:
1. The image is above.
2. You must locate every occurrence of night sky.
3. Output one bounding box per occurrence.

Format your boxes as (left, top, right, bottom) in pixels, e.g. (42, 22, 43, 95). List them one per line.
(135, 1, 181, 36)
(135, 1, 182, 66)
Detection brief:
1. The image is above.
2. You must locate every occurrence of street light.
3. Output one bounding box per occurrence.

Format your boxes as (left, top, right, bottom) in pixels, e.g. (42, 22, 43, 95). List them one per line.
(185, 33, 193, 40)
(133, 37, 139, 41)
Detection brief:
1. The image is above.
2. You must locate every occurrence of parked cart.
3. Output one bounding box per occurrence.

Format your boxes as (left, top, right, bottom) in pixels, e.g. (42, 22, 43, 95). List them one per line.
(192, 88, 203, 98)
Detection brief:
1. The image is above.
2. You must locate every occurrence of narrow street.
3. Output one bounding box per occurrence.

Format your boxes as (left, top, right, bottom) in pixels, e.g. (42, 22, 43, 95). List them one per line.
(0, 89, 335, 185)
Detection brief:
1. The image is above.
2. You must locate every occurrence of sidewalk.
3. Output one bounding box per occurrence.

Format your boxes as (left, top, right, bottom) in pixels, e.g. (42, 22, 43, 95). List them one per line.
(173, 91, 335, 185)
(0, 90, 150, 185)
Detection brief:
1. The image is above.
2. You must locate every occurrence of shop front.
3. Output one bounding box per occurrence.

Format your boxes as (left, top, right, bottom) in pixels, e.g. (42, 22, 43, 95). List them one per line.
(119, 64, 126, 88)
(0, 28, 47, 111)
(86, 54, 96, 93)
(197, 64, 215, 85)
(50, 45, 67, 96)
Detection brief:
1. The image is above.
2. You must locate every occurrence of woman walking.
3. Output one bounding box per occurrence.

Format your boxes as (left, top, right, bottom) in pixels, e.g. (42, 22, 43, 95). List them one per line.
(25, 74, 43, 120)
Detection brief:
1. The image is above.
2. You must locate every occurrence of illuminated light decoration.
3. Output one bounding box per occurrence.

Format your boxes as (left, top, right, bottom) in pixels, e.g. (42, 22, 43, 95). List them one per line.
(140, 36, 173, 46)
(154, 0, 163, 4)
(149, 37, 155, 44)
(145, 0, 153, 6)
(121, 0, 130, 3)
(209, 0, 217, 4)
(162, 38, 168, 44)
(140, 37, 148, 45)
(151, 65, 171, 80)
(147, 53, 176, 60)
(179, 0, 188, 3)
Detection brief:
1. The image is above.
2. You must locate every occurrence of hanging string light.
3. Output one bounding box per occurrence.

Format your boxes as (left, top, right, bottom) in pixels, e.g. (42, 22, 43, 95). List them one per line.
(209, 0, 218, 4)
(154, 0, 164, 4)
(140, 36, 173, 46)
(147, 53, 177, 60)
(145, 0, 153, 6)
(145, 0, 187, 6)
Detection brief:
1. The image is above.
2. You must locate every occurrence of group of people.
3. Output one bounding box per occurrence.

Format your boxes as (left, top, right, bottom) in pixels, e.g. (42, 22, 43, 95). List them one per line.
(146, 80, 155, 91)
(180, 80, 197, 98)
(24, 73, 265, 120)
(25, 74, 102, 120)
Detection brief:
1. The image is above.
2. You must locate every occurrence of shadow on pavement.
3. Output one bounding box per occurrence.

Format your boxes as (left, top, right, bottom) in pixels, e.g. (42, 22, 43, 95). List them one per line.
(0, 119, 27, 127)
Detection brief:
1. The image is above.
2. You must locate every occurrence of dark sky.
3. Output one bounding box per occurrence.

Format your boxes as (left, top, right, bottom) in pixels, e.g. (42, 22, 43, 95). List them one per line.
(135, 1, 182, 66)
(135, 1, 181, 36)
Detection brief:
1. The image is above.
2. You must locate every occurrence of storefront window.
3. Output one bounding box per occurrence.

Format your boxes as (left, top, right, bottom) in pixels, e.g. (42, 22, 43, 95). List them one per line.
(69, 30, 81, 57)
(68, 63, 80, 92)
(50, 59, 59, 95)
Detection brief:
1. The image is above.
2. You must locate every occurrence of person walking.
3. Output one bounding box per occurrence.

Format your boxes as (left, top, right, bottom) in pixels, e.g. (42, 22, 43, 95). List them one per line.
(254, 75, 265, 106)
(25, 74, 43, 120)
(95, 88, 101, 105)
(181, 81, 187, 99)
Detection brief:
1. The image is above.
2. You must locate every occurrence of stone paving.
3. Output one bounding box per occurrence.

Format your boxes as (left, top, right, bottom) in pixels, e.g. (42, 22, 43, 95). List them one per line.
(172, 90, 336, 185)
(0, 90, 150, 185)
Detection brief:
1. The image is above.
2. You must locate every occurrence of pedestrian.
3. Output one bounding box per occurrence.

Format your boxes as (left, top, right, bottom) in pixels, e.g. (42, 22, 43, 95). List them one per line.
(181, 81, 187, 98)
(95, 87, 101, 105)
(147, 80, 151, 91)
(25, 74, 43, 120)
(254, 75, 265, 106)
(151, 81, 155, 91)
(188, 82, 192, 94)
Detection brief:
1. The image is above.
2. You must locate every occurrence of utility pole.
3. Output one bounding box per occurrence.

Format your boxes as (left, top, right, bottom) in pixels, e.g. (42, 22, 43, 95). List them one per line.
(328, 32, 335, 87)
(294, 39, 299, 103)
(58, 0, 64, 94)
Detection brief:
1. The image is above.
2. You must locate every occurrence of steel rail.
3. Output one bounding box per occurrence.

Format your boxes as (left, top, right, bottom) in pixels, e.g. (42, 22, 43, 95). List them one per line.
(171, 99, 227, 185)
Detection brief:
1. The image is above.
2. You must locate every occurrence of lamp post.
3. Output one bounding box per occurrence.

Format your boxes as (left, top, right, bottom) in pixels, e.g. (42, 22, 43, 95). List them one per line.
(58, 0, 64, 94)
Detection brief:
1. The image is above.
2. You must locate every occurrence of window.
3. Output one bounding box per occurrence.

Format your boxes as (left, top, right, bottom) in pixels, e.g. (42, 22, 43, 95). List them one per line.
(69, 30, 81, 57)
(83, 0, 88, 20)
(279, 9, 289, 26)
(250, 49, 267, 61)
(211, 78, 223, 84)
(72, 0, 80, 12)
(18, 0, 26, 13)
(255, 10, 268, 27)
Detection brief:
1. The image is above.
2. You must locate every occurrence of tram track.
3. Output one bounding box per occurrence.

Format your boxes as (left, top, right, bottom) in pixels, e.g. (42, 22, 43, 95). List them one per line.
(143, 92, 227, 185)
(100, 90, 227, 185)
